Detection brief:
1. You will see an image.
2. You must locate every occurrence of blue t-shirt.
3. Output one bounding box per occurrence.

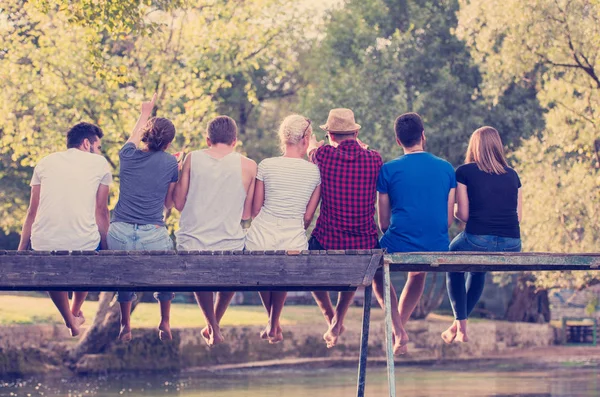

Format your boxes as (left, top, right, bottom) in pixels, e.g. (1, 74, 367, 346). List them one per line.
(377, 152, 456, 253)
(112, 143, 179, 226)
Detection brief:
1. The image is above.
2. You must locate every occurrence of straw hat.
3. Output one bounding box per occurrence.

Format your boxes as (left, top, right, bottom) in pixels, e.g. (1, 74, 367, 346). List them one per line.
(319, 108, 361, 134)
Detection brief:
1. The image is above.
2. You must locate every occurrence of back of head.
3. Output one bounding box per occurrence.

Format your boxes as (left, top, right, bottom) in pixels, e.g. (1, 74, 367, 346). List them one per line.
(465, 126, 508, 175)
(278, 114, 311, 150)
(141, 117, 176, 152)
(207, 116, 237, 145)
(394, 112, 424, 148)
(66, 122, 104, 149)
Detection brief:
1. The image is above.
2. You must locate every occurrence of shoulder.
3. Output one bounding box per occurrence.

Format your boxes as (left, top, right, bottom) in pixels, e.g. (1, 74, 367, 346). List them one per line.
(456, 163, 476, 174)
(366, 148, 383, 162)
(241, 155, 258, 172)
(504, 166, 519, 176)
(315, 144, 334, 156)
(259, 157, 277, 167)
(158, 151, 177, 165)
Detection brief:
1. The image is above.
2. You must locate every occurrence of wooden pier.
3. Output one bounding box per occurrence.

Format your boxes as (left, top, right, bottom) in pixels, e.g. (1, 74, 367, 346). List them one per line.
(1, 249, 599, 397)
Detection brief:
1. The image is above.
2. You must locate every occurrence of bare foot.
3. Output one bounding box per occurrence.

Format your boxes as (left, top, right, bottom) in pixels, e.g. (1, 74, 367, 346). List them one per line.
(158, 321, 172, 341)
(393, 327, 410, 355)
(323, 322, 344, 348)
(260, 326, 269, 341)
(201, 326, 211, 346)
(455, 330, 469, 343)
(441, 325, 457, 345)
(118, 325, 132, 342)
(69, 314, 86, 337)
(268, 325, 283, 344)
(208, 326, 225, 346)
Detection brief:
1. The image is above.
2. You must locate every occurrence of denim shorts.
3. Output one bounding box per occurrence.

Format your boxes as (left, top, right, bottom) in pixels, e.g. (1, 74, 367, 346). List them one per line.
(107, 221, 175, 302)
(449, 231, 521, 253)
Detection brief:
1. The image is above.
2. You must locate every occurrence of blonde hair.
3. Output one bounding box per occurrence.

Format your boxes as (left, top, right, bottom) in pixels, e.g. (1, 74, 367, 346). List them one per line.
(278, 114, 311, 151)
(465, 126, 508, 175)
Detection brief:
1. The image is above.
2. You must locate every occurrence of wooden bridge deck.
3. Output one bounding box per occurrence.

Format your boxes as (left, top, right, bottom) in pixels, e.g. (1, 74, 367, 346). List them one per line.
(1, 249, 599, 397)
(0, 250, 383, 291)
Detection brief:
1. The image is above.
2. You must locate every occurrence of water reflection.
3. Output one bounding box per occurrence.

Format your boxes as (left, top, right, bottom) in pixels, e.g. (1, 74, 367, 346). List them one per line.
(0, 366, 598, 396)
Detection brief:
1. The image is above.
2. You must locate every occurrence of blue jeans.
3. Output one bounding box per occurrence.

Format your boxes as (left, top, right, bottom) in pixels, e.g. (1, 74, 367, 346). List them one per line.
(107, 222, 175, 302)
(447, 232, 521, 320)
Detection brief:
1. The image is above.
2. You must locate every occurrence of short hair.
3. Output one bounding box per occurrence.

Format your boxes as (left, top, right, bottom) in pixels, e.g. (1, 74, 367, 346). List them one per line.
(465, 126, 508, 175)
(278, 114, 311, 150)
(141, 117, 176, 152)
(394, 112, 424, 147)
(66, 122, 104, 149)
(207, 116, 237, 145)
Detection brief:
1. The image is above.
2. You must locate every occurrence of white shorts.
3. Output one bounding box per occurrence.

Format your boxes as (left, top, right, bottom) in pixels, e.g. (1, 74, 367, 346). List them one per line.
(245, 211, 308, 251)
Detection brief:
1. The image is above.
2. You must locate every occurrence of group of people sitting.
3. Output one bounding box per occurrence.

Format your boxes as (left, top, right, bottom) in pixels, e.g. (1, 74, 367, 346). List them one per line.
(17, 94, 522, 355)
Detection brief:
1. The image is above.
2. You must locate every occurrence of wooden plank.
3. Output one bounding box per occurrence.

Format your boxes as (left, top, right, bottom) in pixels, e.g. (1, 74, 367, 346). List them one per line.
(386, 252, 600, 272)
(0, 252, 378, 292)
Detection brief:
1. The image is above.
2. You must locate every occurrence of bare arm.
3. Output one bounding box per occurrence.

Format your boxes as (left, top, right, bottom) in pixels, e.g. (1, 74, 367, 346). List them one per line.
(164, 182, 177, 210)
(95, 184, 110, 250)
(251, 179, 264, 218)
(304, 184, 321, 229)
(18, 185, 40, 250)
(307, 133, 324, 164)
(447, 188, 456, 229)
(127, 93, 156, 147)
(517, 187, 523, 223)
(377, 192, 391, 234)
(173, 153, 192, 212)
(454, 183, 468, 224)
(241, 159, 258, 221)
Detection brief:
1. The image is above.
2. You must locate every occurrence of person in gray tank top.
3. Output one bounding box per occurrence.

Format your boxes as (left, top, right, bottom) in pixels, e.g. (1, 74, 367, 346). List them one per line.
(173, 116, 257, 347)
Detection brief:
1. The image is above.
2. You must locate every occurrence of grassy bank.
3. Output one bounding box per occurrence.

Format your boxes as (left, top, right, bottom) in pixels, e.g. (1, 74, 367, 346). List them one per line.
(0, 294, 387, 328)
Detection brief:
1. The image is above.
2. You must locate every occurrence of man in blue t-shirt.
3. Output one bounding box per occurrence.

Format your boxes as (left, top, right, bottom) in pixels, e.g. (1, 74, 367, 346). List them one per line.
(375, 112, 456, 354)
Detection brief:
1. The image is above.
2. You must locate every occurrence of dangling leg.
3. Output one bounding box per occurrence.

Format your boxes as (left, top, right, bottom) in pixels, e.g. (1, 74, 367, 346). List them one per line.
(48, 291, 85, 337)
(267, 291, 287, 343)
(323, 291, 355, 348)
(259, 291, 273, 340)
(194, 291, 224, 346)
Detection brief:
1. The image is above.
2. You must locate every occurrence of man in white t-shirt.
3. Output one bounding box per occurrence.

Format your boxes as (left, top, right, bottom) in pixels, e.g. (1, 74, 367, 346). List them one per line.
(18, 122, 112, 337)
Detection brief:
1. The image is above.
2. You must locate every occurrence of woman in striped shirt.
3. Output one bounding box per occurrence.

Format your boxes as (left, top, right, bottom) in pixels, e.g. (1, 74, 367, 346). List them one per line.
(246, 115, 322, 343)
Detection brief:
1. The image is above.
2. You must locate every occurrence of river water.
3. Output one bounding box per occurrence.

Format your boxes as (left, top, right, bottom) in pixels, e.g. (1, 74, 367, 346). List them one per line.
(0, 366, 598, 396)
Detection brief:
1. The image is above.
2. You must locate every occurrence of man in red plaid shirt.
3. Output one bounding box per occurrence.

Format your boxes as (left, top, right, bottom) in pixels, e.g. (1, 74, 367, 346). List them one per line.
(307, 108, 384, 348)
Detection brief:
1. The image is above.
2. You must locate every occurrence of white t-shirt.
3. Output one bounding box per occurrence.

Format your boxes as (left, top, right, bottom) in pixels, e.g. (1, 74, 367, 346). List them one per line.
(30, 149, 112, 251)
(257, 156, 321, 219)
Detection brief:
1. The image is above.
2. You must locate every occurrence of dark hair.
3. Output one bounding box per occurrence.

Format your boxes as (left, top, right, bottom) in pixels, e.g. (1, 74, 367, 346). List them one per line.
(394, 112, 424, 147)
(207, 116, 237, 145)
(141, 117, 176, 151)
(66, 122, 104, 149)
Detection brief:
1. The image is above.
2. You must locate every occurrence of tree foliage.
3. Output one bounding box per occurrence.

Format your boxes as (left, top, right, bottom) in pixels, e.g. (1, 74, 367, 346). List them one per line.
(0, 0, 309, 232)
(299, 0, 544, 164)
(457, 0, 600, 289)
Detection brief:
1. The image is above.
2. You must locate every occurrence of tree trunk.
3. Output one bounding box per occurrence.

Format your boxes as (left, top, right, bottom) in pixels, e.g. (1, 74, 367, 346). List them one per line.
(411, 273, 447, 320)
(505, 273, 550, 323)
(69, 292, 142, 362)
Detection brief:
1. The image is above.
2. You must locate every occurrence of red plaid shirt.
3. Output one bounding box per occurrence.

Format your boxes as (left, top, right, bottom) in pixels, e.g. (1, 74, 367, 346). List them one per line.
(310, 140, 383, 250)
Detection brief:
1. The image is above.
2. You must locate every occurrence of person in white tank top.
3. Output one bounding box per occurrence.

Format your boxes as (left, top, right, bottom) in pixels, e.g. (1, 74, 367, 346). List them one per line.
(246, 115, 321, 344)
(173, 116, 257, 347)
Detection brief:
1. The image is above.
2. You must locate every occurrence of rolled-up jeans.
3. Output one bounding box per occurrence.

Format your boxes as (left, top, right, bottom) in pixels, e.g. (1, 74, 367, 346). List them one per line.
(447, 232, 521, 320)
(107, 221, 175, 303)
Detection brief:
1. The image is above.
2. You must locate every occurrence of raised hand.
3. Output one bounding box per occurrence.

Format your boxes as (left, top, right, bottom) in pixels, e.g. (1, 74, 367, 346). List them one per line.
(309, 132, 325, 152)
(141, 92, 157, 116)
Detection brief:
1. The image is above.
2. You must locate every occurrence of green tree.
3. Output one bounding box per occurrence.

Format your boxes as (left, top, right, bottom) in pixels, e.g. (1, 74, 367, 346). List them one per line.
(457, 0, 600, 290)
(298, 0, 545, 319)
(0, 0, 309, 233)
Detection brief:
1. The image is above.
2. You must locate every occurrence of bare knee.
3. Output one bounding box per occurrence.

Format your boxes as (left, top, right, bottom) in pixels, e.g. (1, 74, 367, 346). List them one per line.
(408, 271, 426, 281)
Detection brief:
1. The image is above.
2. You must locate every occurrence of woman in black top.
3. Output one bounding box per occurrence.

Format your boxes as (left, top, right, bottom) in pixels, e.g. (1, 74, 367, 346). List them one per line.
(442, 126, 522, 344)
